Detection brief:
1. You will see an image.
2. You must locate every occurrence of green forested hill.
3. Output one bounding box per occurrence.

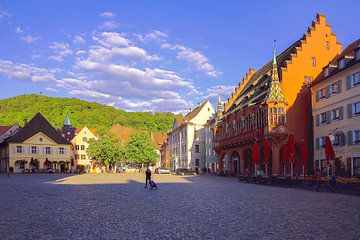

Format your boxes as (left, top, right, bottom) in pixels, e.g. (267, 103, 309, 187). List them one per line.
(0, 94, 179, 132)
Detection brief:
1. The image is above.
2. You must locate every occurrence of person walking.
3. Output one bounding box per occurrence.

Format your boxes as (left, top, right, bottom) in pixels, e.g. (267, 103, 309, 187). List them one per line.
(144, 167, 151, 188)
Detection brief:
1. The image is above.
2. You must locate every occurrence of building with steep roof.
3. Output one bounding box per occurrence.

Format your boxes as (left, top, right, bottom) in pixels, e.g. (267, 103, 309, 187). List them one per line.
(168, 101, 215, 172)
(0, 113, 71, 173)
(71, 127, 98, 172)
(311, 39, 360, 177)
(0, 124, 21, 172)
(214, 14, 342, 176)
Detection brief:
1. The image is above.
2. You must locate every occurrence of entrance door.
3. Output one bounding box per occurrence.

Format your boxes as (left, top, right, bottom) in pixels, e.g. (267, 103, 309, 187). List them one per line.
(60, 164, 66, 173)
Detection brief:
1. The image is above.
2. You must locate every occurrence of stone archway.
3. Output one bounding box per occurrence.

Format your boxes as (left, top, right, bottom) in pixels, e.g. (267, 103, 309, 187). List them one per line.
(231, 151, 240, 176)
(222, 153, 228, 175)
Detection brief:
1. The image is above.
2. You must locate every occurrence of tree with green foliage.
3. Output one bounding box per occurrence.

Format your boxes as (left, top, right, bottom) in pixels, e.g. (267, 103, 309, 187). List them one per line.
(87, 134, 125, 167)
(125, 132, 159, 165)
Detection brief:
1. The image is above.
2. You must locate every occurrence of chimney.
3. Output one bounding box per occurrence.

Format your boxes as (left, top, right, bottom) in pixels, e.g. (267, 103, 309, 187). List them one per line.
(23, 118, 27, 126)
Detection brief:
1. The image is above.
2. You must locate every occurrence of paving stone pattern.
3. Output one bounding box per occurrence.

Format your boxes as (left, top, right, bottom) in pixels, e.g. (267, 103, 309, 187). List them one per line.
(0, 174, 359, 240)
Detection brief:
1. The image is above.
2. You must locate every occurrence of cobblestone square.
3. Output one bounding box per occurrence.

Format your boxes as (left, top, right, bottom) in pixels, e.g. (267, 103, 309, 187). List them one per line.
(0, 174, 359, 240)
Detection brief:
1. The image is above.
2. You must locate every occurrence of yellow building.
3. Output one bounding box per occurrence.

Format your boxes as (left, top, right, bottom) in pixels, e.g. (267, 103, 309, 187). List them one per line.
(0, 113, 71, 173)
(71, 127, 98, 172)
(311, 39, 360, 177)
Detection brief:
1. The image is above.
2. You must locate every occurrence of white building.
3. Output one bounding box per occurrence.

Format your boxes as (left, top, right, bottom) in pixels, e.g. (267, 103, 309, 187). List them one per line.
(168, 101, 215, 172)
(71, 127, 98, 172)
(311, 39, 360, 177)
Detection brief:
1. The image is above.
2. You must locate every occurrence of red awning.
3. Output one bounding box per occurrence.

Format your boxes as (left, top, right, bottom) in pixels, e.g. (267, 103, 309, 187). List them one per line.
(325, 136, 335, 163)
(288, 133, 295, 163)
(252, 142, 260, 165)
(263, 137, 270, 165)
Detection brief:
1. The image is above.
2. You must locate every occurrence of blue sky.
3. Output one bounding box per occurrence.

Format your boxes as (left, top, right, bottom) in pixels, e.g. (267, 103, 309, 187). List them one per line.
(0, 0, 359, 113)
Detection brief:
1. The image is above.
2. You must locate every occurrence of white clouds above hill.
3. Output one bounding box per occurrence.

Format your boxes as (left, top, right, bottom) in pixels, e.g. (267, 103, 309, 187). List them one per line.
(0, 9, 223, 113)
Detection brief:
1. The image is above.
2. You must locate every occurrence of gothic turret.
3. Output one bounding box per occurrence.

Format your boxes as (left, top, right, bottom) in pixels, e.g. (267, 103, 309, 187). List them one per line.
(61, 113, 75, 142)
(216, 95, 223, 121)
(267, 50, 287, 104)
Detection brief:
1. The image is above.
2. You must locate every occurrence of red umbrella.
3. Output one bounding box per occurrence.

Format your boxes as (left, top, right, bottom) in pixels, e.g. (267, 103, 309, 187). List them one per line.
(263, 137, 270, 176)
(252, 142, 260, 165)
(300, 139, 308, 176)
(288, 133, 295, 163)
(263, 137, 270, 165)
(282, 144, 288, 176)
(325, 136, 335, 163)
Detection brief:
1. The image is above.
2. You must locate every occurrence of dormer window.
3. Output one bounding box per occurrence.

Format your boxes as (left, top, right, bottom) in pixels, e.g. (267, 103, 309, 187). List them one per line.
(323, 67, 329, 77)
(339, 59, 346, 69)
(356, 49, 360, 60)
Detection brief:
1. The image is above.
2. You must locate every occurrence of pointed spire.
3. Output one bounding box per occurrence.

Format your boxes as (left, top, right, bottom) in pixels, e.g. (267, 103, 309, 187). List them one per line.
(267, 42, 287, 104)
(64, 113, 71, 126)
(216, 95, 223, 120)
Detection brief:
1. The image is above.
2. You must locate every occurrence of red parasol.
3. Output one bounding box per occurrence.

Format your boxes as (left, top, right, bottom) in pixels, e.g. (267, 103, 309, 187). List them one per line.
(300, 139, 308, 166)
(263, 137, 270, 165)
(252, 142, 260, 165)
(325, 136, 335, 163)
(288, 133, 295, 163)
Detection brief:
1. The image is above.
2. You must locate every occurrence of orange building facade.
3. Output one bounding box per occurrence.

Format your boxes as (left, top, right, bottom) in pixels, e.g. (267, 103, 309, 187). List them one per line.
(214, 14, 342, 176)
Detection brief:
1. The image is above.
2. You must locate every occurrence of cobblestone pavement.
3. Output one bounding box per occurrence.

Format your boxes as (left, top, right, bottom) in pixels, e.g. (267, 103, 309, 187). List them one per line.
(0, 173, 359, 240)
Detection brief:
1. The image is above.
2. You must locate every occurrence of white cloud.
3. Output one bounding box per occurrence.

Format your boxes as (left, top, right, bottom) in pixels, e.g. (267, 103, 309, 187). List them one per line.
(203, 85, 236, 101)
(73, 35, 86, 44)
(87, 45, 160, 62)
(0, 60, 56, 82)
(135, 30, 168, 43)
(99, 12, 116, 18)
(20, 35, 41, 43)
(93, 32, 130, 48)
(45, 87, 58, 92)
(31, 54, 41, 60)
(98, 21, 119, 30)
(0, 9, 12, 22)
(48, 41, 73, 62)
(77, 60, 196, 91)
(15, 27, 23, 33)
(161, 43, 221, 77)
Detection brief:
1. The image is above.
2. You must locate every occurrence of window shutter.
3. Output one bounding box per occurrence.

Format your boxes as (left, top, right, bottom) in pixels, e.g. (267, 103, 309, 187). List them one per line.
(347, 104, 353, 118)
(12, 146, 16, 154)
(347, 131, 353, 145)
(340, 132, 346, 146)
(64, 148, 67, 155)
(22, 146, 25, 154)
(326, 85, 331, 97)
(316, 114, 320, 126)
(337, 80, 342, 93)
(346, 74, 353, 89)
(28, 146, 31, 154)
(339, 106, 344, 120)
(326, 111, 331, 124)
(316, 137, 320, 149)
(316, 90, 320, 102)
